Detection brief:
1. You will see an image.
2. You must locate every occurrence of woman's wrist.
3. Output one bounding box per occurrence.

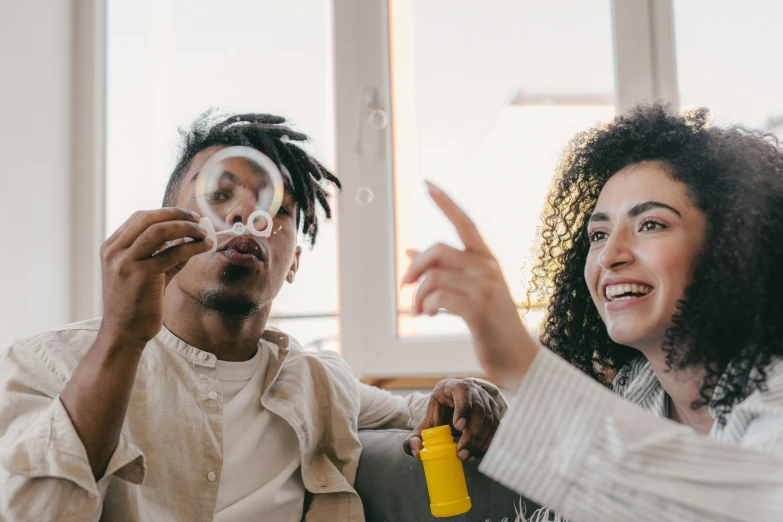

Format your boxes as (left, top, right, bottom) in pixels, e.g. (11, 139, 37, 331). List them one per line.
(490, 341, 539, 394)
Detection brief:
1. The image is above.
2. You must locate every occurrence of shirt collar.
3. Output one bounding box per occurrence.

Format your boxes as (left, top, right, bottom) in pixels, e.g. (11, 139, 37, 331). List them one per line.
(156, 325, 290, 368)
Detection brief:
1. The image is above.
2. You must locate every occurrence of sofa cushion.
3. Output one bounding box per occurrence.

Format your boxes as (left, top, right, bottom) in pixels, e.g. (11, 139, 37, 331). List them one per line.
(356, 429, 541, 522)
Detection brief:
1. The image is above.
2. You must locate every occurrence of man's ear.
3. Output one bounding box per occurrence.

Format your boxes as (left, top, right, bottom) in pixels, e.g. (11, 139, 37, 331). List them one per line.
(287, 246, 302, 284)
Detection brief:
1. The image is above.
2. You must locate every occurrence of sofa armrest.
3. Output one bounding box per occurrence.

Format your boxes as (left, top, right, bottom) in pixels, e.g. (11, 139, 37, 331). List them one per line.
(356, 429, 541, 522)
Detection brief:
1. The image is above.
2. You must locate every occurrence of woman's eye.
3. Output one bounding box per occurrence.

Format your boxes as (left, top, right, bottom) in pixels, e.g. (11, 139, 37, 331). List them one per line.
(278, 205, 291, 216)
(640, 219, 665, 232)
(588, 230, 607, 243)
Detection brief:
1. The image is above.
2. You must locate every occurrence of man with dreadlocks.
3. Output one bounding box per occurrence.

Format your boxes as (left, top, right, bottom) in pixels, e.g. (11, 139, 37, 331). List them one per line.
(0, 112, 505, 522)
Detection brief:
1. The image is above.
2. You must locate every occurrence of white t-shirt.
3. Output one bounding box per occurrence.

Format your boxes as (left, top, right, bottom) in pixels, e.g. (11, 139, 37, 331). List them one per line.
(213, 344, 305, 522)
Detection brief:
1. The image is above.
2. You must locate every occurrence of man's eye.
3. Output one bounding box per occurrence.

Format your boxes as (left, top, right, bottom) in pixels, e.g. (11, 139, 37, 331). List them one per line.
(206, 191, 230, 202)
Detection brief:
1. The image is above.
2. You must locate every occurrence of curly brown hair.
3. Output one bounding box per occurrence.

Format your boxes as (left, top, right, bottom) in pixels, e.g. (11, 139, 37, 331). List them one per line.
(529, 103, 783, 422)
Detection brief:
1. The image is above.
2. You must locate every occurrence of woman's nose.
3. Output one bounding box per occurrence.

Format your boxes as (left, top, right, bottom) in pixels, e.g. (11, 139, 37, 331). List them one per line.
(598, 229, 634, 270)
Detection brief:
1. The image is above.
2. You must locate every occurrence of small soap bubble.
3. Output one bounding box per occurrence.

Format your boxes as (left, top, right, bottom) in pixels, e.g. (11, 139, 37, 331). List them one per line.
(251, 212, 270, 233)
(355, 187, 374, 205)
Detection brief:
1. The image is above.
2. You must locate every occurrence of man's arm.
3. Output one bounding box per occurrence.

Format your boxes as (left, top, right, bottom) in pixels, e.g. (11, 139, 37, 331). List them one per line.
(357, 378, 508, 429)
(357, 382, 427, 430)
(358, 378, 508, 461)
(0, 208, 209, 521)
(60, 208, 209, 478)
(0, 335, 145, 522)
(479, 348, 783, 522)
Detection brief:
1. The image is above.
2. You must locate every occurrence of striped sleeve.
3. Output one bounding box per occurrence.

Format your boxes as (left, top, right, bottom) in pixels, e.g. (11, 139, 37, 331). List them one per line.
(478, 348, 783, 522)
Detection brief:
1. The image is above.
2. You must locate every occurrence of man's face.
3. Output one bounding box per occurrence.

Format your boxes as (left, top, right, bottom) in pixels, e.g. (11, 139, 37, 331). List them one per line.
(170, 146, 301, 316)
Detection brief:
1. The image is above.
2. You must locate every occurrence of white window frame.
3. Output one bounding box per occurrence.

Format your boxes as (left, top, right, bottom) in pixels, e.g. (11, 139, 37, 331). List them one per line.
(74, 0, 680, 378)
(333, 0, 679, 378)
(71, 0, 106, 322)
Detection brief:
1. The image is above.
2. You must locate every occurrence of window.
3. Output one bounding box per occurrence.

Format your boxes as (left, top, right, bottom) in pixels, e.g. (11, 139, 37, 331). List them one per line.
(105, 0, 339, 351)
(103, 0, 752, 378)
(673, 0, 783, 137)
(390, 0, 617, 338)
(332, 0, 625, 377)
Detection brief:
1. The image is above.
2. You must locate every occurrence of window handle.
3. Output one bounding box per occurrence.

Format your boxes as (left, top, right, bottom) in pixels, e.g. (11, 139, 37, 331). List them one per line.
(355, 87, 388, 153)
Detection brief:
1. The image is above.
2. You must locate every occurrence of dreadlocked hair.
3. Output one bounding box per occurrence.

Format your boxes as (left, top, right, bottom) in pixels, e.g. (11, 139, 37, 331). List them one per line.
(163, 111, 341, 247)
(528, 102, 783, 425)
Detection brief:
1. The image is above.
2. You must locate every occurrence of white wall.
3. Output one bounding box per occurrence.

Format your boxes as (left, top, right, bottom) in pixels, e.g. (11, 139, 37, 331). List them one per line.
(0, 0, 73, 349)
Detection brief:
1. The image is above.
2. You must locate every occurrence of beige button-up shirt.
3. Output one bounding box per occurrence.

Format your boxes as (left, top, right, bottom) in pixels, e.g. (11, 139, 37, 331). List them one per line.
(0, 318, 507, 522)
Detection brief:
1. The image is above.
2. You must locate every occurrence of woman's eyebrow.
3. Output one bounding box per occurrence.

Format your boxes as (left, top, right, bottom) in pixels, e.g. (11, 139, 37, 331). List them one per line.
(628, 201, 682, 218)
(589, 201, 682, 223)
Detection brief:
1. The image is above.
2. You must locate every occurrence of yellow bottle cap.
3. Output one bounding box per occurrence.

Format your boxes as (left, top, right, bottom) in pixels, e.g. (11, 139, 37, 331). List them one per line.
(422, 425, 452, 440)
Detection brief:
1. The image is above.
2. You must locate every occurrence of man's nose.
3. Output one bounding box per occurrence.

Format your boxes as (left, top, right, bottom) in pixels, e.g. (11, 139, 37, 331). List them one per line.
(225, 188, 258, 225)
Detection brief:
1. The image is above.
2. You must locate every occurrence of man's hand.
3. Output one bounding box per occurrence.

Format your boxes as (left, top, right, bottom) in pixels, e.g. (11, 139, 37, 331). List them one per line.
(403, 378, 501, 462)
(99, 208, 212, 348)
(61, 207, 212, 479)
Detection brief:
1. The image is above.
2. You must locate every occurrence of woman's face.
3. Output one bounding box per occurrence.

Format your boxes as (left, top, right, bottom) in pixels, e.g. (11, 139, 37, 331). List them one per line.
(584, 162, 707, 353)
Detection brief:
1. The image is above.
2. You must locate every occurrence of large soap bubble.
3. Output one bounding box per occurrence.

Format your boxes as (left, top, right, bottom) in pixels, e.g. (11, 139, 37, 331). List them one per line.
(193, 146, 284, 244)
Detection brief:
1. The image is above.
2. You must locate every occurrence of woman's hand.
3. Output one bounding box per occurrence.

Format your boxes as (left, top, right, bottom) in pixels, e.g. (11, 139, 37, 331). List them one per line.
(401, 182, 539, 392)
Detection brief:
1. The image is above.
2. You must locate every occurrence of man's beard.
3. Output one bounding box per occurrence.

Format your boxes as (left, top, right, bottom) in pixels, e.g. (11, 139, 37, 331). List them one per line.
(194, 288, 260, 318)
(194, 265, 261, 318)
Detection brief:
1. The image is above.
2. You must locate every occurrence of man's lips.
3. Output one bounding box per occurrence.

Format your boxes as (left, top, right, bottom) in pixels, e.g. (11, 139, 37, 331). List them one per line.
(218, 237, 266, 266)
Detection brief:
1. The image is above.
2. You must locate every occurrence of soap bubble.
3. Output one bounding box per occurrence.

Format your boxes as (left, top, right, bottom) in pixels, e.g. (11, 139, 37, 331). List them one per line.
(355, 187, 374, 205)
(194, 146, 284, 237)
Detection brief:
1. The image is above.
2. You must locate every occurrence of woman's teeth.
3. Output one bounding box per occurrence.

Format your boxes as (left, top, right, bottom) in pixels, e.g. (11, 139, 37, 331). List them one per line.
(605, 283, 653, 301)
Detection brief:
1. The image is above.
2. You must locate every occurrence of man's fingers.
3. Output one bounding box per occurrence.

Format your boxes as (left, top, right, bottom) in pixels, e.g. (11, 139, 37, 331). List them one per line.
(450, 381, 473, 433)
(453, 385, 488, 460)
(403, 430, 424, 460)
(468, 391, 496, 459)
(115, 208, 201, 250)
(480, 393, 502, 456)
(145, 238, 213, 274)
(129, 221, 208, 260)
(405, 394, 455, 459)
(425, 181, 492, 257)
(104, 210, 143, 247)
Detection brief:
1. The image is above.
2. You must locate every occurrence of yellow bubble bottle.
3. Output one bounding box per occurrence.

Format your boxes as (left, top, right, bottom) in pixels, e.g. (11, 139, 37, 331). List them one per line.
(420, 425, 472, 518)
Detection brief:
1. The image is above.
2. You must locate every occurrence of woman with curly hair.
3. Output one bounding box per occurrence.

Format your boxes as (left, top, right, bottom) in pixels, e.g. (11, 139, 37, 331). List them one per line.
(402, 104, 783, 521)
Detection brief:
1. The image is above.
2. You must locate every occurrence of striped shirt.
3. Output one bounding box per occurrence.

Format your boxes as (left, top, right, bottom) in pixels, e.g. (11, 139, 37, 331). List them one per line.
(479, 348, 783, 522)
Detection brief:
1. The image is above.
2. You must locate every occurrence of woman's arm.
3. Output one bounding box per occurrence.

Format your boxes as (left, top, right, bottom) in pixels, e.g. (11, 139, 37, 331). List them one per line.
(404, 183, 783, 522)
(479, 348, 783, 522)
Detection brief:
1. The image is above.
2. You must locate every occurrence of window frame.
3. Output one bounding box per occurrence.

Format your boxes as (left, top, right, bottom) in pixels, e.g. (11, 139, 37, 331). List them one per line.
(80, 0, 679, 377)
(333, 0, 679, 378)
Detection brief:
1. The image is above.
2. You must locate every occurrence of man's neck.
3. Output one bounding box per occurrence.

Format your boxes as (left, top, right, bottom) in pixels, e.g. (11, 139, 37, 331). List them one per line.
(643, 348, 715, 435)
(162, 284, 269, 362)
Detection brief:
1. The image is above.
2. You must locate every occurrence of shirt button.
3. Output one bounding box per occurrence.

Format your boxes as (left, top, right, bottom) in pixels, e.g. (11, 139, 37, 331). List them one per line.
(207, 471, 216, 482)
(208, 391, 218, 400)
(198, 352, 208, 360)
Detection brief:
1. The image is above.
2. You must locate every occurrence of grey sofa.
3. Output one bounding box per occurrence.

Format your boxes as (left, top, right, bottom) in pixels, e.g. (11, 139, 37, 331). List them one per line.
(356, 430, 541, 522)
